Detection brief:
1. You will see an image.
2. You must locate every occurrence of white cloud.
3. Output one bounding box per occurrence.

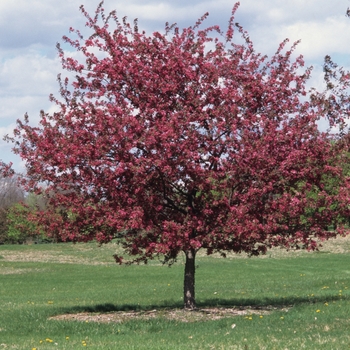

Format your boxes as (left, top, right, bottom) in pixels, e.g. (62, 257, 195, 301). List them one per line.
(0, 54, 60, 98)
(232, 1, 350, 61)
(282, 16, 350, 60)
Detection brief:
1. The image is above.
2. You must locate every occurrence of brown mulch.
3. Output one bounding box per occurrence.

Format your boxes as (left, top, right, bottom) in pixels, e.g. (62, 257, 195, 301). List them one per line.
(49, 306, 288, 323)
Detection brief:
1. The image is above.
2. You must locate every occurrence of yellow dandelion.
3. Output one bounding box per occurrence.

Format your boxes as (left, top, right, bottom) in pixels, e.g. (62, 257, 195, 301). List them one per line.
(66, 336, 70, 340)
(324, 302, 329, 306)
(316, 309, 321, 313)
(280, 316, 284, 320)
(46, 338, 53, 343)
(259, 315, 263, 318)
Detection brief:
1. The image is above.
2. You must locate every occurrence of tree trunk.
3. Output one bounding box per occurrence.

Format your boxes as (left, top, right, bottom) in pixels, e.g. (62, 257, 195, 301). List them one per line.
(183, 248, 196, 310)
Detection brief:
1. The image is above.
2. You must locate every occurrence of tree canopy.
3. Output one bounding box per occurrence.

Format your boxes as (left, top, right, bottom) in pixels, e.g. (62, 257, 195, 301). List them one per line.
(8, 2, 350, 309)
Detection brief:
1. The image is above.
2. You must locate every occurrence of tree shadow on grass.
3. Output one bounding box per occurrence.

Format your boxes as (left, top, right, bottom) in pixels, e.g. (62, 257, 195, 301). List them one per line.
(58, 293, 348, 316)
(198, 293, 347, 309)
(59, 301, 183, 315)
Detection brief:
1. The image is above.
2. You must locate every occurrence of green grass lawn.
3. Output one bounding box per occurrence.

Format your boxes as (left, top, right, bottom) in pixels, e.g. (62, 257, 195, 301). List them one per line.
(0, 238, 350, 349)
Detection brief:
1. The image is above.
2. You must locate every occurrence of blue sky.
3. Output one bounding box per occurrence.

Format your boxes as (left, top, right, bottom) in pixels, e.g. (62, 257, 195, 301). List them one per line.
(1, 0, 350, 172)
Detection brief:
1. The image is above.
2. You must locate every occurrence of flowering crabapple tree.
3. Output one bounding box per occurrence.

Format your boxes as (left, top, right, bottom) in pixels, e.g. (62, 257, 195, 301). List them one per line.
(0, 161, 14, 178)
(9, 2, 350, 309)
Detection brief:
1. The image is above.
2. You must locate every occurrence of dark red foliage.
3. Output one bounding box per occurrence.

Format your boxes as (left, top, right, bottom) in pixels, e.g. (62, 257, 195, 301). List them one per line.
(8, 2, 350, 308)
(0, 162, 14, 178)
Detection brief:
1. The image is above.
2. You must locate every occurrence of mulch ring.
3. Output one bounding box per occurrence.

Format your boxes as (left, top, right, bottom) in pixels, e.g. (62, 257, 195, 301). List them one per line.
(49, 306, 288, 323)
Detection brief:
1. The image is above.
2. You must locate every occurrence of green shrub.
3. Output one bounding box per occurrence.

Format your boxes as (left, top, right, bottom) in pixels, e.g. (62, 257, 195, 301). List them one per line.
(6, 203, 46, 244)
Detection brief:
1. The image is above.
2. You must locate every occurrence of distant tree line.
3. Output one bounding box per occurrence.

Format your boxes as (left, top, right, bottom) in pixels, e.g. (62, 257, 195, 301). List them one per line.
(0, 173, 54, 244)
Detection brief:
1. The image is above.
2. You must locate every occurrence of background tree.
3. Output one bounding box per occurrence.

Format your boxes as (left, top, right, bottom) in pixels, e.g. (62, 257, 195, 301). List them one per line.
(0, 171, 25, 244)
(8, 2, 350, 309)
(6, 192, 50, 244)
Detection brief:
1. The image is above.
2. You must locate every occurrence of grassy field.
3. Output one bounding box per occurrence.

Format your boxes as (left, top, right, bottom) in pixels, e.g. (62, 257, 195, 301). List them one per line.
(0, 237, 350, 349)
